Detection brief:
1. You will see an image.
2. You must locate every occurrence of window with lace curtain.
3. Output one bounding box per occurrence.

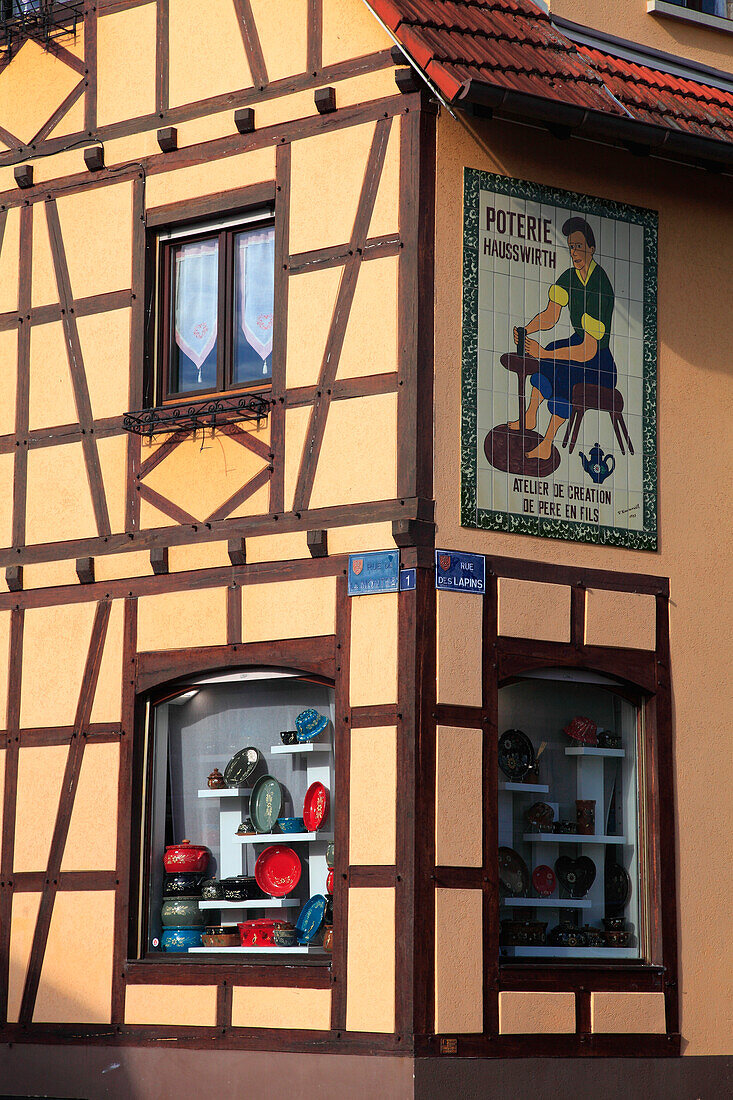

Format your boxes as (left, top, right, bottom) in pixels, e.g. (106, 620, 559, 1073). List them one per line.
(154, 209, 275, 402)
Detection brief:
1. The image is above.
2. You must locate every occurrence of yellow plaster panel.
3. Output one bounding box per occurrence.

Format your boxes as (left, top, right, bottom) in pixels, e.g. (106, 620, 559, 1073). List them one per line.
(22, 560, 79, 589)
(7, 892, 41, 1023)
(241, 576, 336, 642)
(253, 88, 316, 130)
(229, 479, 270, 518)
(346, 887, 395, 1033)
(337, 67, 401, 113)
(97, 6, 157, 126)
(435, 889, 483, 1033)
(0, 452, 13, 549)
(139, 494, 177, 530)
(244, 531, 310, 563)
(77, 309, 131, 422)
(103, 131, 161, 165)
(435, 727, 482, 868)
(585, 589, 656, 651)
(34, 890, 115, 1023)
(322, 0, 392, 64)
(0, 206, 20, 313)
(32, 148, 86, 186)
(28, 322, 76, 432)
(286, 266, 342, 390)
(283, 405, 311, 513)
(125, 983, 218, 1027)
(175, 110, 237, 148)
(437, 590, 482, 707)
(143, 431, 269, 523)
(249, 0, 307, 82)
(169, 0, 252, 109)
(309, 393, 397, 509)
(32, 203, 59, 308)
(90, 598, 125, 725)
(137, 587, 228, 651)
(290, 122, 377, 254)
(232, 986, 331, 1031)
(95, 550, 151, 582)
(327, 522, 393, 555)
(350, 726, 396, 865)
(337, 256, 398, 380)
(0, 329, 17, 437)
(168, 541, 230, 572)
(47, 89, 85, 141)
(25, 441, 97, 546)
(61, 742, 120, 871)
(14, 745, 68, 872)
(0, 38, 80, 144)
(499, 991, 576, 1034)
(0, 612, 9, 723)
(145, 147, 276, 208)
(349, 592, 398, 707)
(591, 992, 666, 1034)
(20, 602, 96, 728)
(56, 182, 133, 300)
(498, 577, 571, 643)
(98, 434, 128, 533)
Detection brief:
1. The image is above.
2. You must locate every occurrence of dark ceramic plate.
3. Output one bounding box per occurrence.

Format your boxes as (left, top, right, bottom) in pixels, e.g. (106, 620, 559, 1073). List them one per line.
(526, 802, 554, 831)
(532, 864, 556, 897)
(498, 729, 534, 781)
(250, 775, 283, 834)
(605, 861, 632, 908)
(555, 855, 596, 899)
(223, 746, 261, 788)
(498, 846, 530, 897)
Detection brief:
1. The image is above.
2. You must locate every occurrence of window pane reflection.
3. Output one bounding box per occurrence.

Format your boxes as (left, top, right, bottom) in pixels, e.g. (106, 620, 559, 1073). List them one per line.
(171, 237, 219, 393)
(233, 226, 274, 385)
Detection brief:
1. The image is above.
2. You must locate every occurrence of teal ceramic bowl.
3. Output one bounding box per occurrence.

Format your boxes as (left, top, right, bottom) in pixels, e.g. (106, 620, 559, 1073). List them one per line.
(277, 817, 305, 833)
(161, 926, 203, 951)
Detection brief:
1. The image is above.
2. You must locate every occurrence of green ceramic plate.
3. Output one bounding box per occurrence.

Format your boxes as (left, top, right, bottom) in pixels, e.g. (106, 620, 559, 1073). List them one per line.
(250, 775, 283, 834)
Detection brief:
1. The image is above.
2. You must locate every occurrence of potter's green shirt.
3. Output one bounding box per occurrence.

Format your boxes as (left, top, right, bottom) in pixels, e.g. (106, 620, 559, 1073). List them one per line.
(548, 261, 614, 349)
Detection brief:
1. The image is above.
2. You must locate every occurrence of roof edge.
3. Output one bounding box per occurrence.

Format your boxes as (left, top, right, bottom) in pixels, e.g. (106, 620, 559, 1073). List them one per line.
(457, 78, 733, 170)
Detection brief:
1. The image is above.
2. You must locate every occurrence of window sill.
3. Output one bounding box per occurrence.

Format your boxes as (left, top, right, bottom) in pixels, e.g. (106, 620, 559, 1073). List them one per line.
(647, 2, 733, 35)
(123, 392, 271, 438)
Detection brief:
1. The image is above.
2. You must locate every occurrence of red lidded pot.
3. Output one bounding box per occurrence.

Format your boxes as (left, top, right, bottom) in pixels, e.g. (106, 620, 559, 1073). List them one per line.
(163, 840, 211, 874)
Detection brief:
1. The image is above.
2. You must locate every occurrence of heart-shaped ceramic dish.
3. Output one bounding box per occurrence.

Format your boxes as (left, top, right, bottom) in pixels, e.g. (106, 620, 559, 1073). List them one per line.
(554, 855, 596, 899)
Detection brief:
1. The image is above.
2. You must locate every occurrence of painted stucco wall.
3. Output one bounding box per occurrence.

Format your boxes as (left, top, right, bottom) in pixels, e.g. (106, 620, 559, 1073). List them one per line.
(432, 108, 733, 1055)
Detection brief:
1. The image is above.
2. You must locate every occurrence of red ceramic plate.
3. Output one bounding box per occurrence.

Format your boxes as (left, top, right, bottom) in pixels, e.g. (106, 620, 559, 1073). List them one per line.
(532, 864, 557, 897)
(326, 868, 334, 894)
(254, 845, 301, 898)
(303, 782, 329, 832)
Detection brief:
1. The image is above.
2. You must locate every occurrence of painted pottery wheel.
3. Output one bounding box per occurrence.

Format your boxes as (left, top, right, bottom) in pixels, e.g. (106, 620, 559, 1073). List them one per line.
(554, 855, 596, 899)
(498, 847, 530, 897)
(483, 423, 561, 478)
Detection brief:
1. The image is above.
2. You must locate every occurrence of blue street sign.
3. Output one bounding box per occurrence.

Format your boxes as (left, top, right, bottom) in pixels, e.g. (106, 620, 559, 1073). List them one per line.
(348, 550, 400, 596)
(435, 549, 486, 594)
(399, 568, 416, 591)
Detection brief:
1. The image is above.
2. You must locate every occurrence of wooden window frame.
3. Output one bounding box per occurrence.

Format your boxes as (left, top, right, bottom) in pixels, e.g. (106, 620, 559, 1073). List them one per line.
(144, 183, 278, 411)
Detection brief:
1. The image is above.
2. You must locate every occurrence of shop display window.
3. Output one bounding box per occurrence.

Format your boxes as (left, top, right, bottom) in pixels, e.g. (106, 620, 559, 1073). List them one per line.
(498, 670, 644, 961)
(140, 669, 335, 959)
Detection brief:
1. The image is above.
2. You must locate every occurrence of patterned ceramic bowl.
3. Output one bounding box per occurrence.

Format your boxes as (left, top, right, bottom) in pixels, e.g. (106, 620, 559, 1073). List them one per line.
(277, 817, 305, 833)
(161, 926, 203, 951)
(295, 709, 330, 743)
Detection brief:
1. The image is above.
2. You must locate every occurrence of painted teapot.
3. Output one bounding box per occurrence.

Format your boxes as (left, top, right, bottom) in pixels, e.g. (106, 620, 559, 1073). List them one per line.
(579, 443, 615, 484)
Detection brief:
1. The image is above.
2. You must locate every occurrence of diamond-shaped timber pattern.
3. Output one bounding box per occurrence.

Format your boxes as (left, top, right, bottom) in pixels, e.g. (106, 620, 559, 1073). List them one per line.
(0, 37, 81, 145)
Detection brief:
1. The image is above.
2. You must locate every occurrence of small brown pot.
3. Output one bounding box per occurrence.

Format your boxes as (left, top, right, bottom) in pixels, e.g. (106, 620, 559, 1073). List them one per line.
(576, 799, 596, 835)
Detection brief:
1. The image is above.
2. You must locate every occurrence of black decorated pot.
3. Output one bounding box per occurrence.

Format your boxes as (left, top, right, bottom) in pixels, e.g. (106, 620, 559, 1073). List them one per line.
(220, 876, 261, 901)
(162, 872, 203, 898)
(548, 921, 588, 948)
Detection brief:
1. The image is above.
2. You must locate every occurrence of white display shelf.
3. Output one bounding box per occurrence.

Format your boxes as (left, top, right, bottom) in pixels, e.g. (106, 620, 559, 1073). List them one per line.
(270, 743, 330, 755)
(501, 896, 592, 909)
(198, 898, 299, 910)
(188, 945, 326, 955)
(524, 833, 626, 845)
(565, 747, 625, 758)
(502, 945, 637, 959)
(234, 831, 331, 844)
(499, 781, 550, 794)
(197, 788, 251, 799)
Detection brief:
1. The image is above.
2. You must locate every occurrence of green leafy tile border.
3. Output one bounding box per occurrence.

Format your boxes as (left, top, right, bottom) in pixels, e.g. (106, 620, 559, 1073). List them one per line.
(461, 168, 658, 551)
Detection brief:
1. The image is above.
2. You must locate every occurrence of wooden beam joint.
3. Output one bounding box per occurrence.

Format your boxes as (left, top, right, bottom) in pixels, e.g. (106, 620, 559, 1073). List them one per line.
(314, 87, 336, 114)
(307, 529, 328, 558)
(234, 108, 255, 134)
(83, 145, 105, 172)
(392, 517, 435, 549)
(150, 547, 169, 575)
(227, 538, 246, 566)
(75, 557, 95, 585)
(5, 565, 23, 591)
(156, 126, 178, 153)
(14, 165, 33, 189)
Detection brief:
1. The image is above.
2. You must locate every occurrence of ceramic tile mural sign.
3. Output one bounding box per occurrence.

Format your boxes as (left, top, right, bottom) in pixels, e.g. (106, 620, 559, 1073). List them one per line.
(347, 550, 399, 595)
(461, 170, 657, 549)
(435, 549, 486, 594)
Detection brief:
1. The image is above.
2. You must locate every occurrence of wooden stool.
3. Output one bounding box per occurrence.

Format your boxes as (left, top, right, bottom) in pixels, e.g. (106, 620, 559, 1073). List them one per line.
(562, 383, 634, 456)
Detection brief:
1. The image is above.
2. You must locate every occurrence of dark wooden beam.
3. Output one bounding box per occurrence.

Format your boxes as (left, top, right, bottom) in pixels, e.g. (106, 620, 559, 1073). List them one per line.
(75, 557, 95, 584)
(14, 165, 33, 189)
(314, 86, 336, 114)
(234, 107, 255, 134)
(5, 565, 22, 592)
(156, 126, 178, 153)
(83, 145, 105, 172)
(149, 547, 169, 575)
(227, 538, 246, 566)
(307, 529, 328, 558)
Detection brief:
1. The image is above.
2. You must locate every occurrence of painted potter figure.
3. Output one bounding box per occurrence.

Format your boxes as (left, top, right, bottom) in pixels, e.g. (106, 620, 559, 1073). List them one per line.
(579, 443, 615, 484)
(508, 217, 617, 461)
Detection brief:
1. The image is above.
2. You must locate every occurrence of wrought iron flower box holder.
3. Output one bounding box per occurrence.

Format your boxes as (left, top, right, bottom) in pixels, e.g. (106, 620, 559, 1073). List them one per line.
(123, 394, 271, 439)
(0, 1, 84, 58)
